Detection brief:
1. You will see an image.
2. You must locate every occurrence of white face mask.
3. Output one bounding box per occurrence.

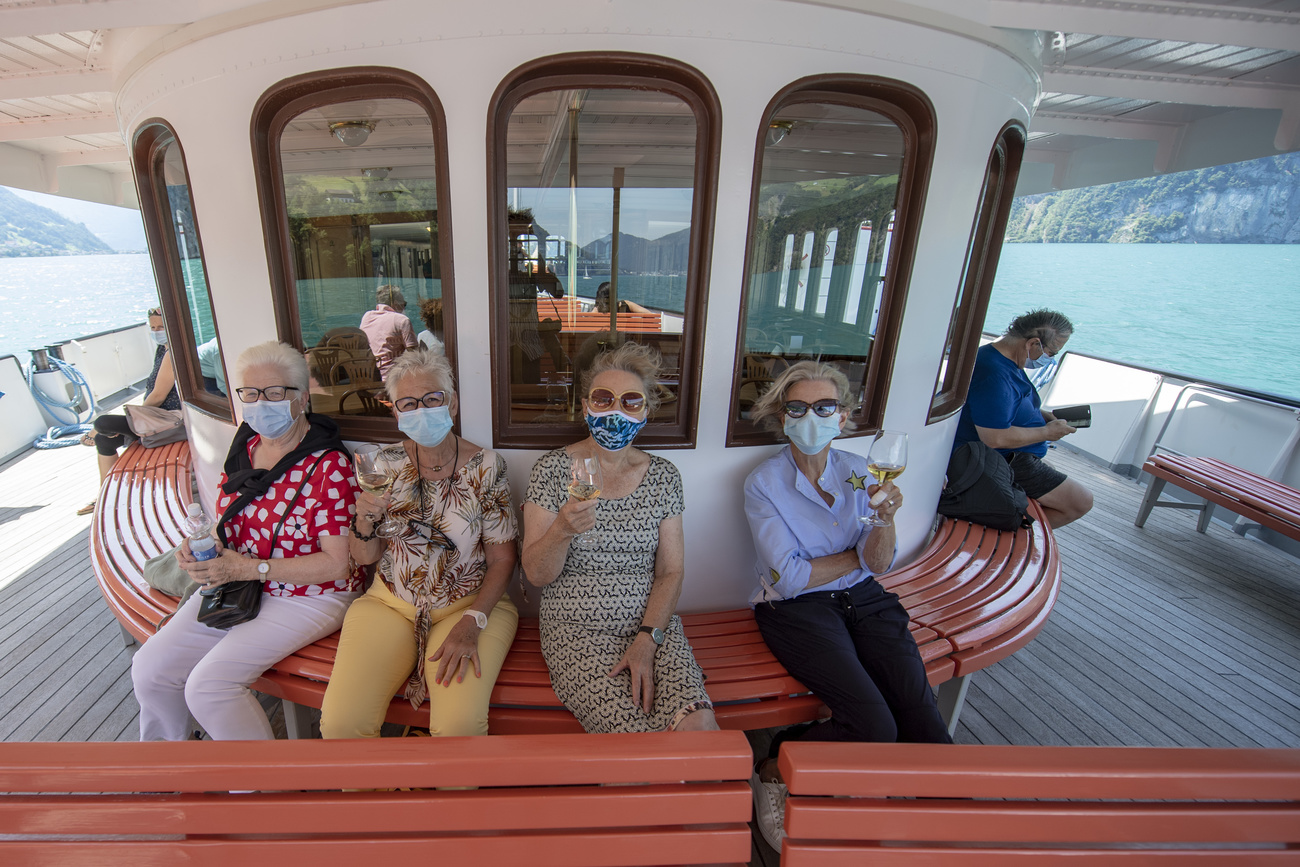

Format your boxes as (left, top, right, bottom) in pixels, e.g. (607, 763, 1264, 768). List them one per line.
(150, 330, 168, 346)
(783, 412, 842, 455)
(242, 398, 298, 439)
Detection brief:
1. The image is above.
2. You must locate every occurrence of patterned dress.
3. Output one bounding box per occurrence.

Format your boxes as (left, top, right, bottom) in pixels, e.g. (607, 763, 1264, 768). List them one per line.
(526, 448, 712, 733)
(374, 444, 518, 706)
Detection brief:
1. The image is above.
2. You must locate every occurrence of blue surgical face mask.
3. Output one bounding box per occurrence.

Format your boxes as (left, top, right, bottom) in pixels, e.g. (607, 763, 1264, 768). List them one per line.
(783, 411, 842, 456)
(150, 330, 168, 347)
(242, 398, 298, 440)
(398, 405, 453, 448)
(1025, 353, 1056, 371)
(585, 409, 647, 452)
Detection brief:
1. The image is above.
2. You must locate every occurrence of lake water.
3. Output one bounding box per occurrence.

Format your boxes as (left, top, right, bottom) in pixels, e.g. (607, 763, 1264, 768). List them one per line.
(0, 246, 1295, 401)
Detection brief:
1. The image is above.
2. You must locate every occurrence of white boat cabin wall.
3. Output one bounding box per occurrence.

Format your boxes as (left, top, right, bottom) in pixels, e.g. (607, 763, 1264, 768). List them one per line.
(117, 0, 1039, 612)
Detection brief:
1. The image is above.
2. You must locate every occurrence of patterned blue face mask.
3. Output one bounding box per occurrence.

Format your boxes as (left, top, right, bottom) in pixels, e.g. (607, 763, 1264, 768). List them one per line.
(585, 409, 647, 451)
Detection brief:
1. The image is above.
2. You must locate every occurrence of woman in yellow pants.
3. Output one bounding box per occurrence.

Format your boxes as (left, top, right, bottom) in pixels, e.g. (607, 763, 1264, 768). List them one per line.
(322, 349, 518, 737)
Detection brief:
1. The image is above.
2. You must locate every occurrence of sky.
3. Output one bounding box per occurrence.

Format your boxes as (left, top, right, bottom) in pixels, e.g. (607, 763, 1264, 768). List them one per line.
(4, 186, 148, 252)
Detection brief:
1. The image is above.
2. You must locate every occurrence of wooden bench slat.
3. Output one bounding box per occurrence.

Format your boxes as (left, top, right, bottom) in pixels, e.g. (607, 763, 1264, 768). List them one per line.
(1154, 458, 1300, 519)
(781, 842, 1300, 866)
(1143, 461, 1300, 540)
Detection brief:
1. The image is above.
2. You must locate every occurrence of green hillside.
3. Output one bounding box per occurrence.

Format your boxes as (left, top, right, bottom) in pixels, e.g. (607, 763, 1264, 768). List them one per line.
(1005, 154, 1300, 244)
(0, 187, 114, 256)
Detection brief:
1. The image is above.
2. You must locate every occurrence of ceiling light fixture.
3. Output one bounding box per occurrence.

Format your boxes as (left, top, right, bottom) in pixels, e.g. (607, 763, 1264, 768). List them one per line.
(767, 120, 794, 147)
(329, 121, 375, 147)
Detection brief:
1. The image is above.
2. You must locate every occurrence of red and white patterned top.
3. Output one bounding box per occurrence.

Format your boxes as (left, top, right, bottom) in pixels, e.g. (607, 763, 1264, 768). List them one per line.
(214, 441, 365, 597)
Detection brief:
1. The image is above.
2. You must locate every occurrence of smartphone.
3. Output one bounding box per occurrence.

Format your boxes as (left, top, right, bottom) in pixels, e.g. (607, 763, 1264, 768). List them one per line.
(1052, 404, 1092, 429)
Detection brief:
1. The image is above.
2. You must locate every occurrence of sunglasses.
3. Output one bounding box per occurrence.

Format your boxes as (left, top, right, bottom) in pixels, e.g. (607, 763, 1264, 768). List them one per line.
(783, 399, 841, 419)
(587, 388, 646, 414)
(408, 518, 457, 552)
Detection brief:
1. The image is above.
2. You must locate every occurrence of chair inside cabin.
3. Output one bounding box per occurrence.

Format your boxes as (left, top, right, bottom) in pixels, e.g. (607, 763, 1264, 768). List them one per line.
(338, 386, 389, 416)
(322, 328, 370, 352)
(330, 357, 380, 386)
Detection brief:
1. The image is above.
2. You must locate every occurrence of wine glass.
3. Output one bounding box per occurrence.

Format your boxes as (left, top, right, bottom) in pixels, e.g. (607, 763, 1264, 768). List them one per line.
(567, 455, 604, 548)
(860, 430, 907, 528)
(353, 444, 401, 538)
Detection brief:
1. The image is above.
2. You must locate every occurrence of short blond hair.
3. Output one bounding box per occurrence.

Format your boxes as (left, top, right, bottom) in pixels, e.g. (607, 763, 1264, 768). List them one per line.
(385, 348, 455, 401)
(235, 341, 310, 394)
(750, 360, 859, 434)
(581, 341, 665, 415)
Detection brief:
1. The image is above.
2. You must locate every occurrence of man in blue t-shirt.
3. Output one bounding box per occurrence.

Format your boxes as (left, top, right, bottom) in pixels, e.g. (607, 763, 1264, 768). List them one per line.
(953, 309, 1093, 528)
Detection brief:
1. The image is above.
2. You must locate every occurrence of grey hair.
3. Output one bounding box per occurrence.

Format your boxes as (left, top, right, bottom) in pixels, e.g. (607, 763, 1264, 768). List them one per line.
(376, 284, 406, 308)
(235, 341, 310, 394)
(580, 341, 665, 415)
(1006, 308, 1073, 344)
(385, 348, 455, 401)
(750, 360, 859, 434)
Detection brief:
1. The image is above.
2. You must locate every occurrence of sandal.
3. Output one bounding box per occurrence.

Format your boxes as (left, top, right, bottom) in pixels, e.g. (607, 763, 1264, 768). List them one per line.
(76, 500, 96, 516)
(79, 432, 96, 447)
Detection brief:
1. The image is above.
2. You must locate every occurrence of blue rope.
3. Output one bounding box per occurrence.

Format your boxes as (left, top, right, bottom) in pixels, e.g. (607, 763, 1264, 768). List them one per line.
(25, 357, 99, 449)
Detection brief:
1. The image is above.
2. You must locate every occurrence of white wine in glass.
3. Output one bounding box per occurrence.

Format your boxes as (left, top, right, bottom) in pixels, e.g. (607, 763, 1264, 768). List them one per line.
(569, 455, 604, 548)
(354, 444, 401, 538)
(861, 430, 907, 528)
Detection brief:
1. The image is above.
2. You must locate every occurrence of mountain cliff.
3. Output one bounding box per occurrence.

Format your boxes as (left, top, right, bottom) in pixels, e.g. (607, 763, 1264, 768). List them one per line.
(0, 187, 114, 256)
(1005, 154, 1300, 244)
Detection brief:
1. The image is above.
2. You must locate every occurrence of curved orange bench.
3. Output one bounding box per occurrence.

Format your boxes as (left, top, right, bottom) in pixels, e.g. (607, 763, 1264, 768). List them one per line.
(92, 441, 1059, 736)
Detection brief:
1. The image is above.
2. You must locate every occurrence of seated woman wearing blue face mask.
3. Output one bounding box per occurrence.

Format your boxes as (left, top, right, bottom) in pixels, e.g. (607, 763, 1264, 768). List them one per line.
(741, 361, 951, 850)
(522, 342, 716, 734)
(321, 349, 519, 739)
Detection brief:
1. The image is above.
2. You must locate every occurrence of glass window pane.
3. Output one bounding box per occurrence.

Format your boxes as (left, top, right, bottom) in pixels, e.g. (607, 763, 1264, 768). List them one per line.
(501, 87, 696, 431)
(278, 97, 444, 418)
(733, 101, 906, 430)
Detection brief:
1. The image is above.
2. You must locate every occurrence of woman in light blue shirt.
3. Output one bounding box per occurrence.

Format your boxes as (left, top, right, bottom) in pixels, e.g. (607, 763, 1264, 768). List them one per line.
(742, 361, 950, 851)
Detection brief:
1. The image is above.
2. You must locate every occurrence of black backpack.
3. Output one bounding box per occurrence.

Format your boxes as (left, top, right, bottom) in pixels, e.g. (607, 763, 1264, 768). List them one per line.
(938, 441, 1034, 531)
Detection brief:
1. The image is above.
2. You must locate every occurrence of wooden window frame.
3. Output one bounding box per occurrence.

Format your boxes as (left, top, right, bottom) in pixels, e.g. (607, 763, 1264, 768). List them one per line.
(251, 67, 457, 442)
(131, 120, 231, 420)
(726, 76, 936, 448)
(928, 122, 1027, 423)
(486, 52, 721, 450)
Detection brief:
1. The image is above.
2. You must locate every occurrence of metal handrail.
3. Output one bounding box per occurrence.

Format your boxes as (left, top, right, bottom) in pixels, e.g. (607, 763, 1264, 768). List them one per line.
(1146, 383, 1300, 463)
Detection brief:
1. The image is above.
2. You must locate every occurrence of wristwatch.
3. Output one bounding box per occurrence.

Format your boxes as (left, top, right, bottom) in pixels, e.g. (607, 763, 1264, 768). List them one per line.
(256, 561, 270, 581)
(463, 609, 488, 629)
(638, 625, 665, 645)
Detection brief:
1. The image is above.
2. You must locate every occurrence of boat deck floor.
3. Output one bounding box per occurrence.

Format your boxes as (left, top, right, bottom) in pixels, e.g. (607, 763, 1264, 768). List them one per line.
(2, 444, 1298, 756)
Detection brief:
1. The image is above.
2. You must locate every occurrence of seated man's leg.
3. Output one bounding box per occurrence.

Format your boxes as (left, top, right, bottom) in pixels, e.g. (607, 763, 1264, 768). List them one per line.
(1008, 452, 1093, 528)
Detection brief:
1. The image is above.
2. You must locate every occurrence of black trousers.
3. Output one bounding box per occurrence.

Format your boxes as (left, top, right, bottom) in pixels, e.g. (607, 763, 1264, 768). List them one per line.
(92, 414, 134, 456)
(755, 578, 952, 751)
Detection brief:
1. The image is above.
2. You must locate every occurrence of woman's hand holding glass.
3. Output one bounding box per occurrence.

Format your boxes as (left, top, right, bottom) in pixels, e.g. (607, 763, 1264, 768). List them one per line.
(565, 456, 603, 547)
(353, 444, 401, 537)
(860, 430, 907, 527)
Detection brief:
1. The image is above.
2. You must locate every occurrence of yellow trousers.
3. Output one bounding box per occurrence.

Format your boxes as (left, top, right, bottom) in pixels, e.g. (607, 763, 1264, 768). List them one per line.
(320, 579, 518, 738)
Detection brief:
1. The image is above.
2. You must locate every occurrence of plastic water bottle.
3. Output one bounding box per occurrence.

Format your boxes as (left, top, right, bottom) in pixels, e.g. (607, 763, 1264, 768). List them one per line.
(185, 502, 219, 562)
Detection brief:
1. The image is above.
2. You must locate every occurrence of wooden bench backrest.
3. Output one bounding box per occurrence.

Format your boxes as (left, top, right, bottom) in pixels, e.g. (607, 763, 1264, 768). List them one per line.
(779, 741, 1300, 864)
(536, 296, 661, 332)
(0, 732, 753, 867)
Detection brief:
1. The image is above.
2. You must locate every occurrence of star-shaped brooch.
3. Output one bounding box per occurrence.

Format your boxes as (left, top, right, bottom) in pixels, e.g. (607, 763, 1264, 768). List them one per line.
(846, 470, 868, 491)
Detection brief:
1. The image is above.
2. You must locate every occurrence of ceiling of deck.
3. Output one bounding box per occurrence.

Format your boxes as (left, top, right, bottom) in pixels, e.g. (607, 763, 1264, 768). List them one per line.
(0, 0, 1293, 206)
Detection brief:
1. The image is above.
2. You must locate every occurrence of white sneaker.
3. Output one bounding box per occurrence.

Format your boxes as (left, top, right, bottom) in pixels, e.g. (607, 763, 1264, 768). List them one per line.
(750, 772, 787, 851)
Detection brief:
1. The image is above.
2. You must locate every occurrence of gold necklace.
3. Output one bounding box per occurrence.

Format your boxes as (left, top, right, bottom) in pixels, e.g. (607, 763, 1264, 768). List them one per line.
(417, 437, 458, 474)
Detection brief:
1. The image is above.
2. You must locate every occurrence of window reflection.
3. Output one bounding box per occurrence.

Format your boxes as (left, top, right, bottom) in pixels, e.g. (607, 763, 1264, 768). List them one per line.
(277, 97, 445, 418)
(732, 101, 906, 435)
(500, 88, 697, 432)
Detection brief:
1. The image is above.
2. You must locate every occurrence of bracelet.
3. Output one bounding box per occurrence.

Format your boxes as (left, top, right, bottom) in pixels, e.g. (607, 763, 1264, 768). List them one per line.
(350, 513, 379, 541)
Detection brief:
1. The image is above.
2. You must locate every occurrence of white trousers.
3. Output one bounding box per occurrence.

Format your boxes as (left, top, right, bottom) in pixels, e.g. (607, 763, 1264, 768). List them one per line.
(131, 589, 357, 741)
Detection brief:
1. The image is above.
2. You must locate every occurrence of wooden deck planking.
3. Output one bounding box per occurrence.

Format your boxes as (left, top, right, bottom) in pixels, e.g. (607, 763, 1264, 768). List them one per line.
(0, 440, 1297, 754)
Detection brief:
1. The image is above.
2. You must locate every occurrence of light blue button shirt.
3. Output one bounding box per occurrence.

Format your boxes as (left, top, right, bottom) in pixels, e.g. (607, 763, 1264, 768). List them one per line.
(743, 446, 896, 605)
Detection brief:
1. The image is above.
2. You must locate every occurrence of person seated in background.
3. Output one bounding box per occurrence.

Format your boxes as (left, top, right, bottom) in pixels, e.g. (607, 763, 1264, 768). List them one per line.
(197, 337, 226, 396)
(417, 296, 445, 354)
(953, 308, 1093, 528)
(360, 284, 417, 379)
(131, 341, 363, 740)
(522, 342, 717, 734)
(321, 349, 518, 739)
(741, 360, 951, 851)
(593, 281, 650, 314)
(77, 307, 179, 515)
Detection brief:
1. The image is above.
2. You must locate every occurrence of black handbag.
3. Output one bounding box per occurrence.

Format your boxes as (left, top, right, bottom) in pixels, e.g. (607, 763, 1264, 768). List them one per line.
(197, 453, 328, 630)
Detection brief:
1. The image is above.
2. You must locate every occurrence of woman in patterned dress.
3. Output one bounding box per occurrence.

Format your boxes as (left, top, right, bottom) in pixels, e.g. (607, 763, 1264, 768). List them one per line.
(321, 349, 518, 738)
(522, 342, 716, 733)
(131, 341, 364, 740)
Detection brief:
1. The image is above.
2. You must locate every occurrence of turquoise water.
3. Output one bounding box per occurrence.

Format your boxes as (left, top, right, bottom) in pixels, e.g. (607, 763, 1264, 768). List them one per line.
(0, 247, 1295, 402)
(987, 244, 1299, 401)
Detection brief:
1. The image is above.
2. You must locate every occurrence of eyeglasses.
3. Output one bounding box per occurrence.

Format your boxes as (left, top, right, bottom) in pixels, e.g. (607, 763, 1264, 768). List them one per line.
(408, 518, 457, 552)
(783, 399, 841, 419)
(147, 307, 162, 318)
(587, 388, 646, 414)
(394, 391, 447, 413)
(1038, 339, 1059, 358)
(234, 386, 300, 403)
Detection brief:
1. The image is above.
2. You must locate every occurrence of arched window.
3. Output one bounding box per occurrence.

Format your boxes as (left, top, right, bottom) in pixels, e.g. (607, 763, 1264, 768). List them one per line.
(253, 68, 454, 439)
(487, 53, 721, 449)
(727, 76, 935, 446)
(929, 123, 1027, 423)
(132, 121, 230, 419)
